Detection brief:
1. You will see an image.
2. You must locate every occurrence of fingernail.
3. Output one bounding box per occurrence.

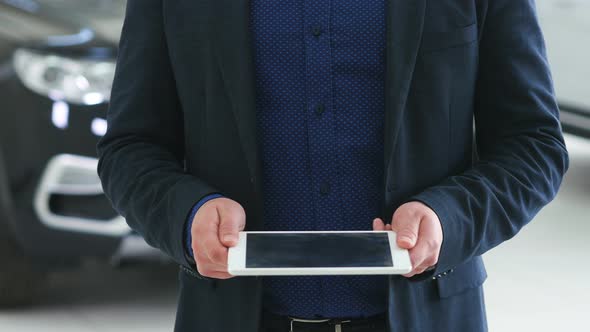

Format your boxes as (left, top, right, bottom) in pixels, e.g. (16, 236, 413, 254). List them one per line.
(223, 235, 236, 243)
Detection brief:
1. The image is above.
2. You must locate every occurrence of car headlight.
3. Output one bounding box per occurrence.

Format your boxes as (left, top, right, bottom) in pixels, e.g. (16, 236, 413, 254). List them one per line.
(13, 48, 116, 106)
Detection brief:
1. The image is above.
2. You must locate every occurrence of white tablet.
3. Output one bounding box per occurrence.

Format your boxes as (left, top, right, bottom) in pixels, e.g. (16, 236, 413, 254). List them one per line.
(227, 231, 412, 276)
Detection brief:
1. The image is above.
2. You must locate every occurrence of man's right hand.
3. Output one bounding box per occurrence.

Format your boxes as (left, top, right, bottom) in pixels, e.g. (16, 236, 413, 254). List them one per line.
(190, 197, 246, 279)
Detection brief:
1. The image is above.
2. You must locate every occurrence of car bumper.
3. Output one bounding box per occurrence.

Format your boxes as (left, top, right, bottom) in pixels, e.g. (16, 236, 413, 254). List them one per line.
(0, 61, 161, 264)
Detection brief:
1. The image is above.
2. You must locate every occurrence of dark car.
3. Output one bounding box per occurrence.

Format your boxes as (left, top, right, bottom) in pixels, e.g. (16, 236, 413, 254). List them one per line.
(0, 0, 164, 307)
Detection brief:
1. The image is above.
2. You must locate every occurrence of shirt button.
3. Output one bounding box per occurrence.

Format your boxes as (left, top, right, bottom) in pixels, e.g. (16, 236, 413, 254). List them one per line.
(319, 182, 331, 195)
(311, 26, 322, 37)
(315, 104, 325, 116)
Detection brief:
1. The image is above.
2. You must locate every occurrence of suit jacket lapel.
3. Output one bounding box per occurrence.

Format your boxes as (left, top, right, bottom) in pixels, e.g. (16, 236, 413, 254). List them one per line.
(211, 0, 260, 184)
(384, 0, 426, 188)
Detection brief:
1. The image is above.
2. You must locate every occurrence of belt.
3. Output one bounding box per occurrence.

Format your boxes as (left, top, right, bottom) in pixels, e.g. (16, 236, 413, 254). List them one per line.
(261, 310, 387, 332)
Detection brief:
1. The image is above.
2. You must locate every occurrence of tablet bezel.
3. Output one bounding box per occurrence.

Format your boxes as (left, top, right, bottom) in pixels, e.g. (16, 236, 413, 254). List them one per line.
(227, 231, 412, 276)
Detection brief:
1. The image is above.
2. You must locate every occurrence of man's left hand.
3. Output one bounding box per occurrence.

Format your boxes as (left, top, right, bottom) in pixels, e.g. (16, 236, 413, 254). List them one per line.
(373, 201, 443, 278)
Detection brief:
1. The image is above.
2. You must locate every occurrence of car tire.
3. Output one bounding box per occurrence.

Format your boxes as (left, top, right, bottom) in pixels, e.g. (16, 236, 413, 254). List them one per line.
(0, 149, 46, 308)
(0, 234, 46, 308)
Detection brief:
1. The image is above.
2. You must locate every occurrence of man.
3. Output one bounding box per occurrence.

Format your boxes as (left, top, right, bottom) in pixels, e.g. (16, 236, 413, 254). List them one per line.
(97, 0, 568, 331)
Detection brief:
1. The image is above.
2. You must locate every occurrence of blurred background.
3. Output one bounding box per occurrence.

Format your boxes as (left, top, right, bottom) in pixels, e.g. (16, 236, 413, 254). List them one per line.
(0, 0, 588, 331)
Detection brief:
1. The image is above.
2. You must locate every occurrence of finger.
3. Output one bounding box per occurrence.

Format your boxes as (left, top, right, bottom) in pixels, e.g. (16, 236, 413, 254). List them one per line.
(373, 218, 386, 231)
(414, 265, 430, 275)
(213, 272, 235, 279)
(195, 251, 210, 266)
(195, 250, 226, 271)
(195, 252, 232, 277)
(403, 251, 430, 278)
(403, 264, 429, 278)
(402, 219, 439, 277)
(218, 205, 246, 247)
(198, 261, 230, 274)
(202, 237, 229, 268)
(194, 209, 229, 268)
(385, 223, 392, 231)
(392, 216, 420, 249)
(405, 261, 432, 277)
(412, 216, 441, 267)
(197, 267, 234, 280)
(402, 248, 428, 278)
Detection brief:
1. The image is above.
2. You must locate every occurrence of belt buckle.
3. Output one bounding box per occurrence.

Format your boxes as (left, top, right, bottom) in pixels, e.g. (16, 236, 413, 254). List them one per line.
(287, 316, 351, 332)
(332, 320, 351, 332)
(288, 316, 329, 332)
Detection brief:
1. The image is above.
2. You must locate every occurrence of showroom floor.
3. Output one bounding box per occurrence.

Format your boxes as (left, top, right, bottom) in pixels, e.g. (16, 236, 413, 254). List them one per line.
(0, 134, 588, 331)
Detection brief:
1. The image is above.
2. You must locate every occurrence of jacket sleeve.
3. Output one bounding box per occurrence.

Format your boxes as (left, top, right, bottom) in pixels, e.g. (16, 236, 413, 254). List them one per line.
(411, 0, 569, 277)
(96, 0, 219, 272)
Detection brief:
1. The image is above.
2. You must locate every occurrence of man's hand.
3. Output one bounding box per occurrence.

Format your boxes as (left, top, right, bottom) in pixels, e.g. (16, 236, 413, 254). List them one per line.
(373, 201, 443, 278)
(190, 197, 245, 279)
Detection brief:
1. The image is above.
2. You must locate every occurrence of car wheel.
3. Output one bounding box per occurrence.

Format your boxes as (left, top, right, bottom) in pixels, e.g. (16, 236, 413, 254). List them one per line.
(0, 234, 46, 308)
(0, 148, 46, 308)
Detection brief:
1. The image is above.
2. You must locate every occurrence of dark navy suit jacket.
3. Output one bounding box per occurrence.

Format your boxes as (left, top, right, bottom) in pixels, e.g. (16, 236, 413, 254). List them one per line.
(97, 0, 569, 331)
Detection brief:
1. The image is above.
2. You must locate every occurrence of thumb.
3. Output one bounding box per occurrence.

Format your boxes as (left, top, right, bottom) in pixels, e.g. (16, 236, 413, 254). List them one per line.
(218, 210, 245, 247)
(393, 217, 420, 249)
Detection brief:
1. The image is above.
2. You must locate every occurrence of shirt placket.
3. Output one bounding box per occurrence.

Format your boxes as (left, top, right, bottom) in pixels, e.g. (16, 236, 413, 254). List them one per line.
(304, 0, 340, 315)
(304, 0, 339, 232)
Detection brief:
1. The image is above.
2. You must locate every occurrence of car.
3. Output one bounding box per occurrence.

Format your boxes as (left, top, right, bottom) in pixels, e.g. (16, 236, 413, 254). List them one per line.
(0, 0, 164, 307)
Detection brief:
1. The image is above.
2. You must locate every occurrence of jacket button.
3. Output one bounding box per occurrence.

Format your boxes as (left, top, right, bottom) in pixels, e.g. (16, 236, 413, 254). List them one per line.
(319, 182, 331, 195)
(315, 104, 326, 116)
(311, 26, 322, 37)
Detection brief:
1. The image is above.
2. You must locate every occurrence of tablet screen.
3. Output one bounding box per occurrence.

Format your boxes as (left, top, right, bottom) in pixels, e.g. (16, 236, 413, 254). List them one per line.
(245, 232, 393, 268)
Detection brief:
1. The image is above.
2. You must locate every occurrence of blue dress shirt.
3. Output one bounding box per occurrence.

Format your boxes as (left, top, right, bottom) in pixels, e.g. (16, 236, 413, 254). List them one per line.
(186, 0, 387, 319)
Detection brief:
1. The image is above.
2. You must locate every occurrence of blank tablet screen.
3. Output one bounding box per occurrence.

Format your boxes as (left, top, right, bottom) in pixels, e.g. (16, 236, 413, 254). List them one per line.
(245, 233, 393, 268)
